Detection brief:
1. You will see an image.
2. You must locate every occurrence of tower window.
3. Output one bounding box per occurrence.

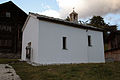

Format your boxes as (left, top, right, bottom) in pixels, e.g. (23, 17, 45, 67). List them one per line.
(74, 15, 76, 19)
(88, 35, 92, 46)
(62, 37, 67, 50)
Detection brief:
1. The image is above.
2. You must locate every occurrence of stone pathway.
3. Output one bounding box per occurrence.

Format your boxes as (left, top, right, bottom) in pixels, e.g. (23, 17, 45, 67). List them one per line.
(0, 64, 21, 80)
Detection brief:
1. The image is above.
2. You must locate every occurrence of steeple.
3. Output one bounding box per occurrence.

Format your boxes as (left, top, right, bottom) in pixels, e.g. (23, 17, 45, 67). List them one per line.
(69, 8, 78, 23)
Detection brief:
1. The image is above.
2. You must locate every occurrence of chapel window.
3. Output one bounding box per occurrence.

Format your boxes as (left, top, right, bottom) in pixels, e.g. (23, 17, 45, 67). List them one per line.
(62, 37, 67, 50)
(88, 35, 92, 47)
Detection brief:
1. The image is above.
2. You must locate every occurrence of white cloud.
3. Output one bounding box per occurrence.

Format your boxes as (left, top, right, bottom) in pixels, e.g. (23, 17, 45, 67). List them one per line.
(41, 3, 51, 10)
(37, 0, 120, 22)
(38, 9, 60, 18)
(56, 0, 120, 18)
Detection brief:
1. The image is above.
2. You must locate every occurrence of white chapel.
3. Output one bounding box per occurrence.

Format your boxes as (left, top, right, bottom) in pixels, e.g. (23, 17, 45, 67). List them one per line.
(21, 10, 105, 64)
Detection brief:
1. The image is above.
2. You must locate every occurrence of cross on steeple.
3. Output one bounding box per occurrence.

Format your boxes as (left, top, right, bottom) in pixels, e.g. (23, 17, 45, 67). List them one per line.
(73, 7, 75, 10)
(73, 7, 75, 12)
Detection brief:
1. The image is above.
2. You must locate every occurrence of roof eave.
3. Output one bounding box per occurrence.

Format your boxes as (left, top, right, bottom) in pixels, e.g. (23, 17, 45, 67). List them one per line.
(37, 17, 103, 32)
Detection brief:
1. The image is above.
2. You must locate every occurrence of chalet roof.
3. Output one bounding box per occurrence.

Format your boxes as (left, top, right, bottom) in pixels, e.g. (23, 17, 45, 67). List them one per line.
(0, 1, 27, 15)
(23, 12, 103, 32)
(0, 1, 13, 5)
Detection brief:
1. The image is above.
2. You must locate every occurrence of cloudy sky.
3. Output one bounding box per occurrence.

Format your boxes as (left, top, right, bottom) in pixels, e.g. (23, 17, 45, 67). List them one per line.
(1, 0, 120, 29)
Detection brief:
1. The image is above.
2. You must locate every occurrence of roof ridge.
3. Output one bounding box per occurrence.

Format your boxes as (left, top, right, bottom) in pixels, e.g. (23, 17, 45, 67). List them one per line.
(29, 12, 103, 32)
(0, 1, 13, 5)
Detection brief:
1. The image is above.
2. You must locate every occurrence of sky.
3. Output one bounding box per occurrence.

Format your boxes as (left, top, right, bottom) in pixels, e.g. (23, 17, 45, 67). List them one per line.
(1, 0, 120, 29)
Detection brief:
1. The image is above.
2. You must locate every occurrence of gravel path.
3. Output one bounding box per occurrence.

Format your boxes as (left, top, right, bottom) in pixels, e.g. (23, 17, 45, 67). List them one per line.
(0, 64, 21, 80)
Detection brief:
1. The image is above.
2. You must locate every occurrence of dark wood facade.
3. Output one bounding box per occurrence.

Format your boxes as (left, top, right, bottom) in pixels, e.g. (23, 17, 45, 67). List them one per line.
(0, 1, 27, 53)
(105, 31, 120, 61)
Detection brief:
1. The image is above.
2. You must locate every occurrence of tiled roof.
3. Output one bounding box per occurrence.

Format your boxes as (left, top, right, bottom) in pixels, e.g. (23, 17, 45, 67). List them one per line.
(29, 12, 103, 32)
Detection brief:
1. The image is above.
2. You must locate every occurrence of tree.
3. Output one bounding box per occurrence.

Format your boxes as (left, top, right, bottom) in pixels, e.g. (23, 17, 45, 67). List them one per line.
(88, 16, 117, 31)
(88, 16, 117, 43)
(79, 20, 89, 25)
(65, 16, 70, 21)
(89, 16, 106, 27)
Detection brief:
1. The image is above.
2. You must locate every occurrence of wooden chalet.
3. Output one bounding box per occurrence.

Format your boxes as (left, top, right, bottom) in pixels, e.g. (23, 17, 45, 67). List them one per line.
(0, 1, 27, 53)
(105, 31, 120, 61)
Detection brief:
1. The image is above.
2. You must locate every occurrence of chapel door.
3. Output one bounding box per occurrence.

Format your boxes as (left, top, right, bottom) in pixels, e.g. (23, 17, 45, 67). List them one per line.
(26, 42, 31, 61)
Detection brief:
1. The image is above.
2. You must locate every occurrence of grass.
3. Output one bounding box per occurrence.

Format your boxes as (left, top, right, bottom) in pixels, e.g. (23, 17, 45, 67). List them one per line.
(0, 58, 120, 80)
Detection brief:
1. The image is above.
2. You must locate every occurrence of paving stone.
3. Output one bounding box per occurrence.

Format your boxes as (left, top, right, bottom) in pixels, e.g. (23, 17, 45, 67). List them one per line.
(0, 64, 21, 80)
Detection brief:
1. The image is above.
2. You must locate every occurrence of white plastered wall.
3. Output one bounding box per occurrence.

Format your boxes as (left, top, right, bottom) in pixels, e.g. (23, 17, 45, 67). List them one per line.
(21, 16, 39, 63)
(37, 20, 104, 64)
(87, 30, 105, 63)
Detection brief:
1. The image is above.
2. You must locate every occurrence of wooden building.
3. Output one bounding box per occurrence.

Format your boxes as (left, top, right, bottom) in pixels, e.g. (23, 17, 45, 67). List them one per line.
(105, 31, 120, 61)
(0, 1, 27, 53)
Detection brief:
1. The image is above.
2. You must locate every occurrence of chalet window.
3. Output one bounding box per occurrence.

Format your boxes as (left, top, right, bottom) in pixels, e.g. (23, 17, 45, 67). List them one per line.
(88, 35, 92, 46)
(7, 40, 12, 47)
(1, 40, 5, 46)
(0, 25, 12, 32)
(111, 38, 116, 49)
(6, 12, 11, 17)
(62, 37, 67, 50)
(0, 11, 5, 17)
(7, 26, 12, 32)
(0, 40, 12, 47)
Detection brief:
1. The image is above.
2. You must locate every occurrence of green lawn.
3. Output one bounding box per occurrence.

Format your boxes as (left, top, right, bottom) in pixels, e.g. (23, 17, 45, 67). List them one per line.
(0, 58, 120, 80)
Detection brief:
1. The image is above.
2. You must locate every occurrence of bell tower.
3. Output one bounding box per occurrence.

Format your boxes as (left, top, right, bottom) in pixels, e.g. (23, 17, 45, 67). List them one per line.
(69, 8, 78, 23)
